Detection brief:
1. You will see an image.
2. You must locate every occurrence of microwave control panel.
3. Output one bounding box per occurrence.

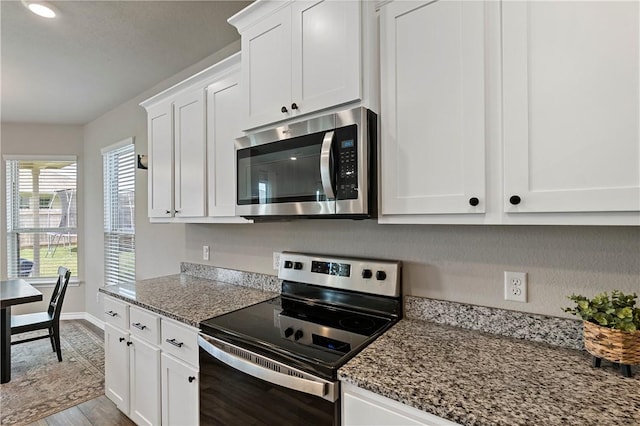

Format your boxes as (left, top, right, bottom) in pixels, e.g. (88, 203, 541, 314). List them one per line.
(335, 124, 358, 200)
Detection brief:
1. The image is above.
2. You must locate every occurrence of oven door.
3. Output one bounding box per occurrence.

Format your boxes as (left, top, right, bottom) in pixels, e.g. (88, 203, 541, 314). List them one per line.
(198, 335, 339, 426)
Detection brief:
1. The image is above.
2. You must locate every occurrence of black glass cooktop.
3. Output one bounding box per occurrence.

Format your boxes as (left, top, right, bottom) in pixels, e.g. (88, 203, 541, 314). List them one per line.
(200, 296, 395, 379)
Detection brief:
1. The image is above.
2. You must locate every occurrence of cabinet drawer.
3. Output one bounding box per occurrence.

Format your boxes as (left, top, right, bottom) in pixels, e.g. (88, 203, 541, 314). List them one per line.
(129, 306, 161, 345)
(104, 297, 130, 330)
(161, 319, 199, 367)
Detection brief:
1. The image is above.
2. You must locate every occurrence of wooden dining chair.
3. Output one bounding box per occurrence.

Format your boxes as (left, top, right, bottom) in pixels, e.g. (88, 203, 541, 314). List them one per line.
(10, 266, 71, 362)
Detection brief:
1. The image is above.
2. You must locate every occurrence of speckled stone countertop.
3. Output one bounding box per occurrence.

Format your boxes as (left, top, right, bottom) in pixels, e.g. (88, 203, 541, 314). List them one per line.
(99, 274, 278, 327)
(339, 319, 640, 426)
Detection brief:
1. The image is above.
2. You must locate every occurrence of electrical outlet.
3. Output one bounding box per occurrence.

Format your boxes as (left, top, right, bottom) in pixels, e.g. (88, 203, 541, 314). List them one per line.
(273, 252, 281, 270)
(202, 245, 210, 261)
(504, 271, 527, 302)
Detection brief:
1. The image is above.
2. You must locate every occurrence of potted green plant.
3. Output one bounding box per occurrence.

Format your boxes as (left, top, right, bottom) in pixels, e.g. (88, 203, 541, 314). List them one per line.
(563, 290, 640, 377)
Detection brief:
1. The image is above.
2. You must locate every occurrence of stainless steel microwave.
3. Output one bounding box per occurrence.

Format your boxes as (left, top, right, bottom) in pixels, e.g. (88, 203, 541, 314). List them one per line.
(235, 107, 377, 219)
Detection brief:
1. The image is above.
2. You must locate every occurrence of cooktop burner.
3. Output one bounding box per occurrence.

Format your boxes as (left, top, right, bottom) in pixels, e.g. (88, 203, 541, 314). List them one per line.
(200, 252, 402, 379)
(338, 316, 377, 332)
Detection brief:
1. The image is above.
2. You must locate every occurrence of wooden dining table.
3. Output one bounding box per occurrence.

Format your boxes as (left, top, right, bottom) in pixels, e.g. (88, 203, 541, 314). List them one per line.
(1, 279, 43, 383)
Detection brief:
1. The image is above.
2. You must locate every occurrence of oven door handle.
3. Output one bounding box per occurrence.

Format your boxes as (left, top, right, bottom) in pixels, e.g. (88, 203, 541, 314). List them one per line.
(198, 335, 330, 400)
(320, 130, 335, 200)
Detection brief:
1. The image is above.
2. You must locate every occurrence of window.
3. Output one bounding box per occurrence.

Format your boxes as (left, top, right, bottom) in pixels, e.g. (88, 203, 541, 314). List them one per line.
(5, 156, 78, 279)
(102, 138, 135, 286)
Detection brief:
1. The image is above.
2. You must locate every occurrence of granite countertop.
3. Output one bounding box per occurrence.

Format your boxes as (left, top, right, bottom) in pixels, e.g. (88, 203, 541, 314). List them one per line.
(339, 319, 640, 426)
(99, 274, 278, 327)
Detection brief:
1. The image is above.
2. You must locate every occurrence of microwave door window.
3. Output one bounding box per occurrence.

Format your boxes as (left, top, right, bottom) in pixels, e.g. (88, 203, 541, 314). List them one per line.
(237, 133, 332, 205)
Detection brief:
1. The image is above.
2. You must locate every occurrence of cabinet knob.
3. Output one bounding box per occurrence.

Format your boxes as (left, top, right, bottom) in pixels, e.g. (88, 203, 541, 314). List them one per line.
(509, 195, 521, 205)
(291, 103, 298, 110)
(119, 337, 125, 342)
(469, 197, 479, 207)
(126, 341, 133, 346)
(188, 376, 196, 383)
(281, 106, 288, 113)
(165, 210, 171, 214)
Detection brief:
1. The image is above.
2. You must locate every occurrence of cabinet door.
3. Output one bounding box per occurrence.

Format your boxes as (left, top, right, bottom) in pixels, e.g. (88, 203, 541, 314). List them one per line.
(291, 0, 361, 115)
(129, 336, 161, 426)
(380, 0, 486, 215)
(147, 101, 174, 218)
(104, 323, 130, 414)
(161, 353, 199, 426)
(342, 383, 460, 426)
(503, 1, 640, 213)
(207, 72, 242, 217)
(241, 6, 292, 129)
(174, 87, 207, 217)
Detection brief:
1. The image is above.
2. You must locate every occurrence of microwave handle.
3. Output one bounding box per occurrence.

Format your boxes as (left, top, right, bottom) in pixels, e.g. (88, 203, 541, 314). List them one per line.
(320, 131, 335, 200)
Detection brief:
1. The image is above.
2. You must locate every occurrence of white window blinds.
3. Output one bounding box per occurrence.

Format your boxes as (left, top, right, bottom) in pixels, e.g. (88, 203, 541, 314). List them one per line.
(5, 157, 78, 279)
(103, 140, 136, 286)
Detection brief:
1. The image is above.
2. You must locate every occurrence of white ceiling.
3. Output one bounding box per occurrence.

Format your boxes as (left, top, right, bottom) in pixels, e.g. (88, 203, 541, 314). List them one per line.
(1, 0, 251, 125)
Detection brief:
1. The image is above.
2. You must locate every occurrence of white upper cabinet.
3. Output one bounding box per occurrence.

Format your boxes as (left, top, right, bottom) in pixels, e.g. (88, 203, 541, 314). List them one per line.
(230, 0, 363, 130)
(381, 0, 486, 216)
(290, 0, 361, 115)
(502, 0, 640, 215)
(144, 88, 207, 219)
(147, 101, 174, 218)
(173, 87, 207, 217)
(207, 71, 245, 219)
(141, 53, 248, 223)
(241, 6, 292, 129)
(379, 0, 640, 226)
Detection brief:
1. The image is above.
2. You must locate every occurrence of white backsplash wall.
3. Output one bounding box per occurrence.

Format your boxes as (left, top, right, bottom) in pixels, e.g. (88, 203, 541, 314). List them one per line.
(185, 221, 639, 318)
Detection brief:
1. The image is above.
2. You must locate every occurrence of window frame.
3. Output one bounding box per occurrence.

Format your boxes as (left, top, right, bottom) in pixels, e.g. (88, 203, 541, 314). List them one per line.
(4, 154, 79, 284)
(102, 137, 136, 287)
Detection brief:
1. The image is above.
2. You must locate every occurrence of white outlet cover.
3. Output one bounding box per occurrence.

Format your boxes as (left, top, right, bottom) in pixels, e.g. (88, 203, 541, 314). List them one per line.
(203, 245, 210, 261)
(504, 271, 527, 302)
(273, 252, 281, 270)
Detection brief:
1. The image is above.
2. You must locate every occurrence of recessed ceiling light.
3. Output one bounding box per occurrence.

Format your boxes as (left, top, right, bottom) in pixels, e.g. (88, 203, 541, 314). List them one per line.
(23, 1, 57, 19)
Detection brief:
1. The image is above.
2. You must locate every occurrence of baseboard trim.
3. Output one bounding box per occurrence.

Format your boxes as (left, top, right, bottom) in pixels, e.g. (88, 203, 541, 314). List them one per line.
(61, 312, 105, 330)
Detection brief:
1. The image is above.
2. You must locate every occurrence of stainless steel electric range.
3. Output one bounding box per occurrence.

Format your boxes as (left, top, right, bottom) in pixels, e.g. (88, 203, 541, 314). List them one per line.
(198, 252, 402, 426)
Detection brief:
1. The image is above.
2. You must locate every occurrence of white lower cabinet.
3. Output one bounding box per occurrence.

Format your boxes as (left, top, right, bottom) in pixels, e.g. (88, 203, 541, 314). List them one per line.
(105, 323, 130, 412)
(130, 335, 161, 426)
(161, 353, 199, 426)
(104, 296, 199, 425)
(342, 383, 460, 426)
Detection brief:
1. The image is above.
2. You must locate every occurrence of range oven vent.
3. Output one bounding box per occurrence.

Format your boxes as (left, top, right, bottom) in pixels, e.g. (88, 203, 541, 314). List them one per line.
(254, 356, 281, 373)
(225, 342, 282, 373)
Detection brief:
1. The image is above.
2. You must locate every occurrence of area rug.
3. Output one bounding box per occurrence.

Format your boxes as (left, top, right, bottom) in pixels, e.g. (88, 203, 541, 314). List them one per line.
(0, 320, 105, 425)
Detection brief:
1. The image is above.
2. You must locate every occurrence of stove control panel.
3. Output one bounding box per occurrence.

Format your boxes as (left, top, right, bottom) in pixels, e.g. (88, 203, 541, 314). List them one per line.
(278, 252, 401, 297)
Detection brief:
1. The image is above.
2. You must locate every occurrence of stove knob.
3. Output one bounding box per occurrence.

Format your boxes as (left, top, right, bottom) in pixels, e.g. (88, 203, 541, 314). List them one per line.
(362, 269, 372, 279)
(294, 330, 304, 341)
(283, 260, 293, 269)
(376, 270, 387, 280)
(294, 262, 303, 270)
(284, 327, 294, 338)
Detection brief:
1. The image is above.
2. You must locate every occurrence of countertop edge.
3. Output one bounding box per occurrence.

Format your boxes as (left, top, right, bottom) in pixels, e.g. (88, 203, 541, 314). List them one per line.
(99, 285, 202, 328)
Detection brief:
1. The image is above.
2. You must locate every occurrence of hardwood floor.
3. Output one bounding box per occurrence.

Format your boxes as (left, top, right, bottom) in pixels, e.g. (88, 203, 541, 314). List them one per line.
(28, 320, 134, 426)
(29, 395, 135, 426)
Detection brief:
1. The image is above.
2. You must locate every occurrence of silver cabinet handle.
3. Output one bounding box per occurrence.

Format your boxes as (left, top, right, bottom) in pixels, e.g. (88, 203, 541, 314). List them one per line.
(166, 338, 184, 348)
(132, 322, 147, 330)
(105, 311, 118, 317)
(198, 335, 334, 401)
(320, 130, 335, 200)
